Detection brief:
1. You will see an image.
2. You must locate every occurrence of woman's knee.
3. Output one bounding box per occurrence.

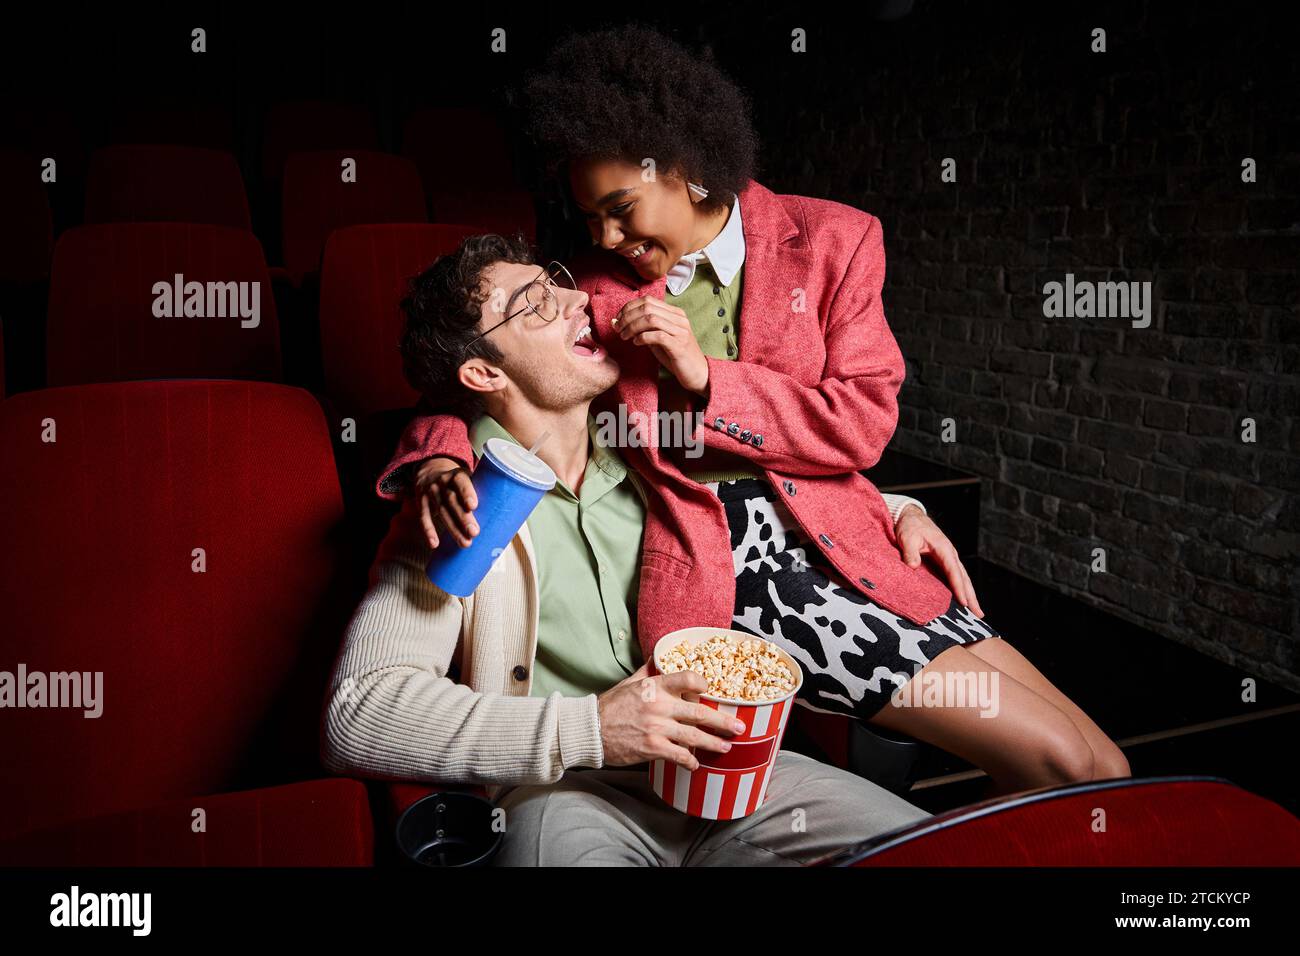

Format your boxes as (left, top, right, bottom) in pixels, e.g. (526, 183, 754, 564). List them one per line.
(1028, 720, 1096, 784)
(1092, 742, 1132, 780)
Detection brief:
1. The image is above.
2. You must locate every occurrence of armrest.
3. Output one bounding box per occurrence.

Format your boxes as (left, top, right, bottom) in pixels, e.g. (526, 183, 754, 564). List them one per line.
(383, 780, 489, 821)
(0, 778, 375, 867)
(814, 776, 1300, 866)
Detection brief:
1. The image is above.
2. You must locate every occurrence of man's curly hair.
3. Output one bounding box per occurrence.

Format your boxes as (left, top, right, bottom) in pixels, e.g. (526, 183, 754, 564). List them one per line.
(523, 24, 759, 211)
(399, 233, 534, 420)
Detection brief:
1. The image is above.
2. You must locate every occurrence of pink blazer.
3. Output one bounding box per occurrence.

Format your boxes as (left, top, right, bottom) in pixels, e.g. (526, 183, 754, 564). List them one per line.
(376, 179, 957, 663)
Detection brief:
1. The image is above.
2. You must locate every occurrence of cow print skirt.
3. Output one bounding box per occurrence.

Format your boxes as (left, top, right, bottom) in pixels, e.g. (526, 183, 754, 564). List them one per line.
(707, 478, 1001, 722)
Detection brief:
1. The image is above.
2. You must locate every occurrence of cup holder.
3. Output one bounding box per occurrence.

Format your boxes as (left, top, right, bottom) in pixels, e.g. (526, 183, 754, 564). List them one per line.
(395, 791, 503, 867)
(849, 721, 926, 796)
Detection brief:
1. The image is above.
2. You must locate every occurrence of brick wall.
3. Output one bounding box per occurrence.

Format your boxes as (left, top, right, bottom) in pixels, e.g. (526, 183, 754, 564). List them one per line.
(745, 1, 1299, 689)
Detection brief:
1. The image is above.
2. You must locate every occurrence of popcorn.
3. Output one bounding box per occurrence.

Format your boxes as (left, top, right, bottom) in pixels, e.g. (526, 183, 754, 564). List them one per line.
(649, 629, 804, 819)
(658, 634, 796, 702)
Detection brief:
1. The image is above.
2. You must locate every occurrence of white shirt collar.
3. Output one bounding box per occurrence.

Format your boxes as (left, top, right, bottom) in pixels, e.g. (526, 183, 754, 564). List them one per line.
(664, 193, 745, 296)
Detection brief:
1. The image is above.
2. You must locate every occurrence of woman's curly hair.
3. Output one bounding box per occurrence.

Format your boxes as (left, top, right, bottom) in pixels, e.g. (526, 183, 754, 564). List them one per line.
(523, 24, 759, 210)
(399, 232, 534, 419)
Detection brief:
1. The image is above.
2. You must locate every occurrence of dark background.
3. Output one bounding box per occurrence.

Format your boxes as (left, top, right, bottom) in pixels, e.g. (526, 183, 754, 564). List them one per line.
(2, 0, 1296, 693)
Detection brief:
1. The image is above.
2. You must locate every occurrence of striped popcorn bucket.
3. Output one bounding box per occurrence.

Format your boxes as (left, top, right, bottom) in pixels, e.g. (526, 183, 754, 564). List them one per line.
(648, 627, 803, 820)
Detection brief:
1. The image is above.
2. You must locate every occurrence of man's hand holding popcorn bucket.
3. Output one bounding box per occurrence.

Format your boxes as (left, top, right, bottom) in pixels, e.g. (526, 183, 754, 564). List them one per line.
(597, 628, 803, 821)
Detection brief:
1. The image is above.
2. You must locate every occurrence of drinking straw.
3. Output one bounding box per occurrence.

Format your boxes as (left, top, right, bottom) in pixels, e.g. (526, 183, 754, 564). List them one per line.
(527, 431, 550, 455)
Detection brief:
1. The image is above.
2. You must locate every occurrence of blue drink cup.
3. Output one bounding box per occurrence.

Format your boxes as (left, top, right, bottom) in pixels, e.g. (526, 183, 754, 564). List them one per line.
(425, 437, 557, 597)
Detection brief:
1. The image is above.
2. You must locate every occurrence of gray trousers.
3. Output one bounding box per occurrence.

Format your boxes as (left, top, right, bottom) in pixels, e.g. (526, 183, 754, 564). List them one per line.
(491, 750, 929, 866)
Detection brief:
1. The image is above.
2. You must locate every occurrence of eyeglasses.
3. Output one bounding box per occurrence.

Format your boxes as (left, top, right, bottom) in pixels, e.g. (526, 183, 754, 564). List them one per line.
(462, 261, 576, 352)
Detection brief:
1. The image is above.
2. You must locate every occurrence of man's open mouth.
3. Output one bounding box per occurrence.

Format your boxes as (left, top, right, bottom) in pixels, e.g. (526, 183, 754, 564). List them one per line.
(571, 324, 602, 359)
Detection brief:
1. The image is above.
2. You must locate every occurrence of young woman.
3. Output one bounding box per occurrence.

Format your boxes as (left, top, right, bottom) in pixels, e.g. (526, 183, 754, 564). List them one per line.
(379, 25, 1129, 796)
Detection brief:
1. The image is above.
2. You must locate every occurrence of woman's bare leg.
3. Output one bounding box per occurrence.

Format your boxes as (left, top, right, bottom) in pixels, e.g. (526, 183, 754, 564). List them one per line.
(864, 644, 1101, 796)
(962, 637, 1131, 780)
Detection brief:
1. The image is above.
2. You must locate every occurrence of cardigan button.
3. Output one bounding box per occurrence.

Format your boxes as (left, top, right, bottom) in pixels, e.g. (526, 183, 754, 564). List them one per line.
(727, 422, 740, 436)
(512, 665, 528, 681)
(818, 533, 835, 549)
(859, 577, 877, 590)
(713, 416, 726, 431)
(752, 434, 763, 447)
(783, 480, 796, 496)
(740, 429, 752, 442)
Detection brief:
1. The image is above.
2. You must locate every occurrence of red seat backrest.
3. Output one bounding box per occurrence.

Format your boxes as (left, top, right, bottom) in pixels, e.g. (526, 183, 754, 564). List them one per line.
(85, 145, 252, 231)
(262, 100, 378, 185)
(319, 223, 483, 418)
(430, 188, 537, 244)
(0, 380, 353, 842)
(826, 777, 1300, 866)
(0, 107, 87, 182)
(46, 223, 282, 385)
(281, 150, 428, 286)
(0, 149, 54, 283)
(401, 107, 515, 192)
(401, 108, 535, 240)
(107, 105, 236, 152)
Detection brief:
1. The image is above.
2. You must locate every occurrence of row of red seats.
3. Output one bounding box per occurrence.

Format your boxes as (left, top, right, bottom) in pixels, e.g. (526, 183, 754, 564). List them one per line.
(1, 144, 535, 289)
(4, 377, 1298, 866)
(0, 105, 492, 857)
(3, 100, 525, 194)
(0, 379, 372, 864)
(1, 220, 480, 416)
(3, 105, 1297, 867)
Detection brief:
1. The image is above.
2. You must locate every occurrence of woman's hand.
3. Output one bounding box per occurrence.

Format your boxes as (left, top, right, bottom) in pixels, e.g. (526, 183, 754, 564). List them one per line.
(613, 296, 710, 396)
(895, 505, 985, 617)
(411, 457, 479, 550)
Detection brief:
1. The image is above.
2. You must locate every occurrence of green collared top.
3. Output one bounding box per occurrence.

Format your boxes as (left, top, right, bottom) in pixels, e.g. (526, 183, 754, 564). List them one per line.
(469, 415, 646, 700)
(660, 261, 760, 483)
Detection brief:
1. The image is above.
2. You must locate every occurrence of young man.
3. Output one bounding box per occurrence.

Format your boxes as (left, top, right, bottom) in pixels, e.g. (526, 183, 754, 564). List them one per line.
(322, 234, 934, 866)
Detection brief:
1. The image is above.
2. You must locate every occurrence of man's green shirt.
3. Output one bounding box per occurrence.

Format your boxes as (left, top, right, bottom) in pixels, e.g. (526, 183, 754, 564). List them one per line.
(469, 416, 646, 698)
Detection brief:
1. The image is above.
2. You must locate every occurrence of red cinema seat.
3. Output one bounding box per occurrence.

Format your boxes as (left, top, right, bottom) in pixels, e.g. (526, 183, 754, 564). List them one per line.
(0, 105, 87, 185)
(46, 223, 282, 385)
(401, 109, 536, 241)
(0, 380, 371, 865)
(401, 107, 516, 191)
(0, 148, 54, 283)
(281, 150, 428, 287)
(262, 100, 379, 185)
(816, 776, 1300, 866)
(0, 778, 373, 867)
(430, 187, 537, 243)
(107, 104, 237, 152)
(0, 107, 86, 246)
(85, 145, 252, 230)
(319, 223, 482, 418)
